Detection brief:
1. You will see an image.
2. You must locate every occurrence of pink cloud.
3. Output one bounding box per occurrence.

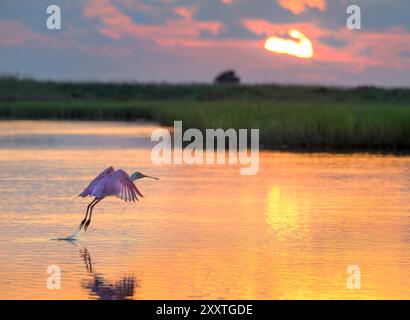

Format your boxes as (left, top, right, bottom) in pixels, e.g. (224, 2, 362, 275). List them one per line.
(0, 18, 135, 62)
(84, 0, 222, 44)
(0, 20, 49, 45)
(173, 7, 195, 20)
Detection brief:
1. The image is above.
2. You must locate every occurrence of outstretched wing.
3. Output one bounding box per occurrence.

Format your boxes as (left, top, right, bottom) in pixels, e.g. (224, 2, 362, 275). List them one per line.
(79, 166, 115, 197)
(93, 169, 143, 202)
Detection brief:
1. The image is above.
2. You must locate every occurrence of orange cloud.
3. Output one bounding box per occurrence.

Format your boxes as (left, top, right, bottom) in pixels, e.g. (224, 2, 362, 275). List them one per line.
(278, 0, 326, 14)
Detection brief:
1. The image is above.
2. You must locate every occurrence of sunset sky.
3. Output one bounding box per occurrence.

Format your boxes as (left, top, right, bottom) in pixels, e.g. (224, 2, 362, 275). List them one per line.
(1, 0, 410, 86)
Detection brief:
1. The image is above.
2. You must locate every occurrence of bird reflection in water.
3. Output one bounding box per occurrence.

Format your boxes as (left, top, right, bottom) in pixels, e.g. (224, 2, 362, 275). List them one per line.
(77, 245, 137, 300)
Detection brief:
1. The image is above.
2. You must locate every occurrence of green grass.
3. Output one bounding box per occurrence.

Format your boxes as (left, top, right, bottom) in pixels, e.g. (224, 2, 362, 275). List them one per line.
(2, 99, 410, 152)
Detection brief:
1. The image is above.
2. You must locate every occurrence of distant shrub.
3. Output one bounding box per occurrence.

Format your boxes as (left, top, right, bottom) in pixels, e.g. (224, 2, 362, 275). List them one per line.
(214, 70, 240, 84)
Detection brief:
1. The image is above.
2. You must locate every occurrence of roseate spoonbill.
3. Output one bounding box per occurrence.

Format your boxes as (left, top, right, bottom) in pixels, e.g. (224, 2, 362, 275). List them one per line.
(78, 166, 159, 231)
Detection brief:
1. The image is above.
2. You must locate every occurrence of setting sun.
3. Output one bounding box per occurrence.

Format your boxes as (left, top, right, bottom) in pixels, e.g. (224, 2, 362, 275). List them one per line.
(264, 29, 313, 59)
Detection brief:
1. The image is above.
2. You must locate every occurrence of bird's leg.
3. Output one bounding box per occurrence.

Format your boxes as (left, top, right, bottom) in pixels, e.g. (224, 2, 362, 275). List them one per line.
(80, 198, 97, 230)
(79, 199, 96, 229)
(84, 198, 102, 231)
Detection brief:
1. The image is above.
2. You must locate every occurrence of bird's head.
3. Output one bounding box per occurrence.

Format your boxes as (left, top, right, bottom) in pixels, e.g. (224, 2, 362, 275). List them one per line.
(130, 171, 159, 181)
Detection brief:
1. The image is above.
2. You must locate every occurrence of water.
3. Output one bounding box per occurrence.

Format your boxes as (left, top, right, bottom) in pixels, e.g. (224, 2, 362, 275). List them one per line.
(0, 121, 410, 299)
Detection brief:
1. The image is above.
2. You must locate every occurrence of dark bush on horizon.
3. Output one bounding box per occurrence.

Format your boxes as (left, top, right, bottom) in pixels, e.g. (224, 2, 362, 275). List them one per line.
(214, 70, 240, 84)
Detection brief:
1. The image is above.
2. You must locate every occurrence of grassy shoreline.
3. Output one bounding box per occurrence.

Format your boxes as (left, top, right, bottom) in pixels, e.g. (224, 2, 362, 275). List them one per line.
(1, 77, 410, 152)
(2, 99, 410, 152)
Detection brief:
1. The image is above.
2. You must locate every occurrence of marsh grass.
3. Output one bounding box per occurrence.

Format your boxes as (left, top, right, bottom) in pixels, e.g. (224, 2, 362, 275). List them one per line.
(1, 99, 410, 151)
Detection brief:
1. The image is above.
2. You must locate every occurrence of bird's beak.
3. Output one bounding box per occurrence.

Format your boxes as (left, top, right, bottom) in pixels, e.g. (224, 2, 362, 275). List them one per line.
(143, 174, 159, 180)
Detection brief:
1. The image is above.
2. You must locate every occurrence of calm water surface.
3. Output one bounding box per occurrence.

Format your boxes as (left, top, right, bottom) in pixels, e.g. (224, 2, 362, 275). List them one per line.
(0, 121, 410, 299)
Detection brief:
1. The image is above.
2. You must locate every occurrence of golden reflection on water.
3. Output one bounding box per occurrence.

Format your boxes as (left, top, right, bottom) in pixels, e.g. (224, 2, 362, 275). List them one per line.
(267, 187, 301, 239)
(0, 121, 410, 299)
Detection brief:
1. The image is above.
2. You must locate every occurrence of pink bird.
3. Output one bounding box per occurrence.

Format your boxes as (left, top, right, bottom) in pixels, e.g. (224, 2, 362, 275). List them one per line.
(78, 166, 159, 231)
